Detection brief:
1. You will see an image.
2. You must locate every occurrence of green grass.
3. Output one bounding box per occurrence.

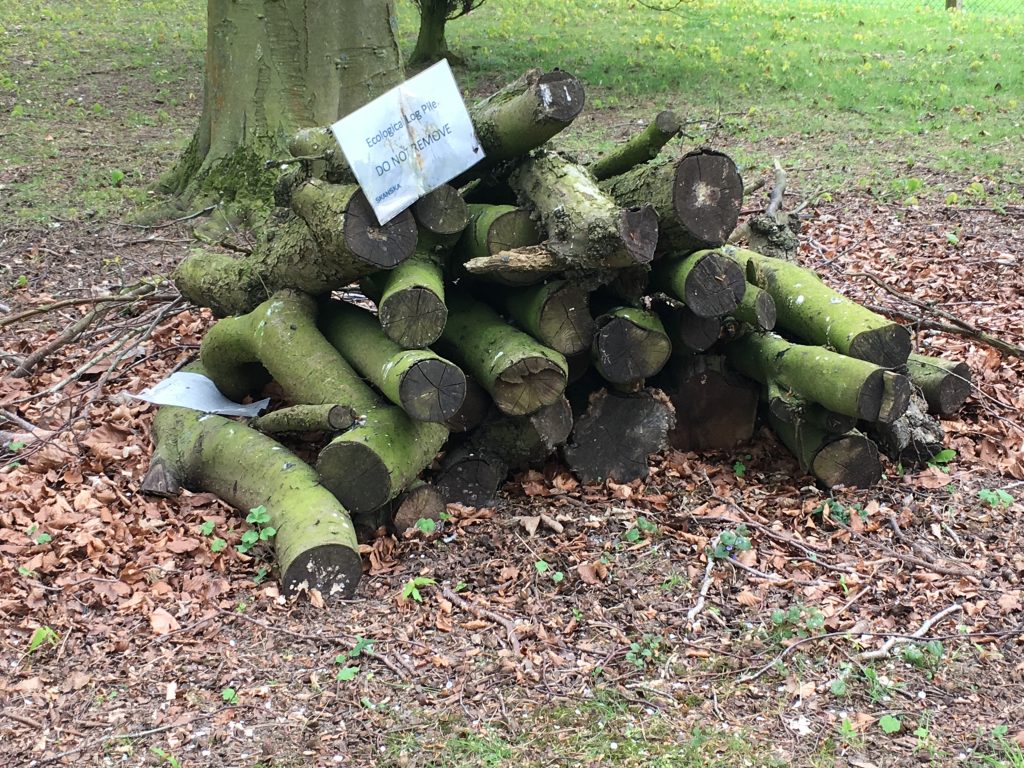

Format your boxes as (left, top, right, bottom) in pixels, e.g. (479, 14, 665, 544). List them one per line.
(382, 688, 787, 767)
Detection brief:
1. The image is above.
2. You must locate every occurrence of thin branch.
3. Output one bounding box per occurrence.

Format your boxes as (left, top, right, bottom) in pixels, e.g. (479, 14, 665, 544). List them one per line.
(686, 542, 718, 623)
(0, 288, 173, 329)
(858, 603, 963, 661)
(441, 585, 522, 657)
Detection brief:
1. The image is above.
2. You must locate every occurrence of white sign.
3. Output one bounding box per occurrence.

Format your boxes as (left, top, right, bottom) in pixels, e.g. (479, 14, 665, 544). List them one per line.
(133, 372, 270, 417)
(330, 60, 483, 224)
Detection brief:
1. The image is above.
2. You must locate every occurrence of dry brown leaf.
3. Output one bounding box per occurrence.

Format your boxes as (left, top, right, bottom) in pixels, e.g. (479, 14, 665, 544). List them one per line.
(997, 591, 1021, 613)
(148, 607, 180, 635)
(577, 562, 607, 585)
(515, 516, 541, 536)
(736, 589, 760, 607)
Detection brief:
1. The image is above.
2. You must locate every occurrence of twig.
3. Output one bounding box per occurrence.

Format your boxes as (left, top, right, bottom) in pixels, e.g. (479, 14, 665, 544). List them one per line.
(4, 710, 43, 729)
(0, 289, 173, 329)
(440, 585, 522, 657)
(0, 407, 44, 434)
(858, 603, 962, 661)
(686, 542, 718, 623)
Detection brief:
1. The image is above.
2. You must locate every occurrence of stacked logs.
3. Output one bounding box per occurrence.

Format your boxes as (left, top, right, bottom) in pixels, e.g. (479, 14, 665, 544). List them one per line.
(145, 69, 973, 598)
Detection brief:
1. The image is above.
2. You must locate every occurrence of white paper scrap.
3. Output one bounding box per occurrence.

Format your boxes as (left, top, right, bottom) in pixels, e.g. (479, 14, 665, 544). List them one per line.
(330, 60, 483, 224)
(133, 372, 270, 417)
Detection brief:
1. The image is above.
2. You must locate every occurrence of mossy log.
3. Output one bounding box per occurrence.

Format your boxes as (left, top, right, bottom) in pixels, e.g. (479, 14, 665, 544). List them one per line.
(452, 204, 545, 285)
(290, 179, 418, 265)
(732, 283, 777, 331)
(439, 294, 568, 416)
(250, 404, 358, 435)
(768, 412, 883, 489)
(564, 387, 675, 483)
(590, 111, 681, 182)
(287, 125, 354, 185)
(906, 353, 972, 415)
(601, 149, 744, 256)
(317, 408, 448, 514)
(651, 250, 746, 318)
(368, 248, 448, 349)
(592, 307, 672, 387)
(509, 152, 658, 270)
(661, 305, 723, 354)
(766, 381, 858, 435)
(461, 69, 585, 176)
(724, 247, 912, 368)
(319, 300, 466, 423)
(726, 332, 910, 424)
(504, 279, 594, 356)
(412, 184, 470, 252)
(665, 355, 758, 451)
(142, 390, 360, 598)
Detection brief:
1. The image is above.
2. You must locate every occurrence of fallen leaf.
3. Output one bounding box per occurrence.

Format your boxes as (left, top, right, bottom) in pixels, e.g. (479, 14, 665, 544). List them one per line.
(736, 589, 760, 607)
(515, 516, 540, 536)
(149, 607, 180, 635)
(577, 562, 608, 585)
(997, 591, 1021, 613)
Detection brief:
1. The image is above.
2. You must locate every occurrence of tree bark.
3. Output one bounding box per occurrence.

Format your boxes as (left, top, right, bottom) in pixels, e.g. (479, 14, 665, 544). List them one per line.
(319, 299, 466, 423)
(143, 389, 361, 598)
(439, 294, 568, 416)
(564, 387, 675, 483)
(651, 250, 746, 318)
(510, 152, 658, 269)
(724, 247, 912, 368)
(906, 353, 972, 416)
(590, 111, 681, 182)
(600, 149, 744, 256)
(725, 331, 909, 423)
(161, 0, 403, 200)
(766, 381, 858, 435)
(250, 403, 358, 435)
(592, 307, 672, 387)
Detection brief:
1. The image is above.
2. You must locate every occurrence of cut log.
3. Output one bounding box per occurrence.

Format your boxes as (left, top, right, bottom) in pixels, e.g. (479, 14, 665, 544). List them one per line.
(731, 282, 777, 331)
(906, 353, 972, 415)
(601, 149, 744, 256)
(288, 125, 354, 184)
(592, 307, 672, 387)
(504, 279, 594, 356)
(590, 110, 681, 182)
(143, 394, 360, 598)
(200, 289, 376, 411)
(661, 305, 722, 354)
(651, 250, 746, 318)
(768, 413, 883, 489)
(665, 355, 758, 451)
(319, 299, 466, 423)
(867, 387, 945, 468)
(564, 387, 675, 483)
(444, 376, 491, 433)
(463, 69, 585, 170)
(509, 152, 658, 269)
(316, 408, 448, 514)
(439, 294, 568, 417)
(724, 247, 912, 368)
(453, 204, 545, 285)
(250, 404, 358, 435)
(435, 445, 508, 507)
(390, 482, 448, 534)
(290, 180, 418, 265)
(726, 332, 909, 424)
(472, 396, 573, 470)
(369, 249, 448, 349)
(412, 184, 470, 252)
(766, 381, 857, 435)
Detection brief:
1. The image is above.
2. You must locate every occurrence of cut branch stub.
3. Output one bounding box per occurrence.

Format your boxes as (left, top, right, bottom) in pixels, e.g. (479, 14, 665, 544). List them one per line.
(319, 299, 466, 423)
(317, 408, 448, 514)
(906, 353, 972, 415)
(592, 307, 672, 387)
(510, 152, 658, 269)
(143, 393, 360, 598)
(453, 204, 544, 285)
(651, 250, 746, 318)
(564, 387, 675, 483)
(724, 246, 912, 368)
(250, 404, 358, 435)
(412, 184, 470, 252)
(590, 110, 681, 182)
(199, 289, 377, 412)
(504, 279, 594, 356)
(731, 282, 777, 331)
(439, 294, 568, 417)
(726, 331, 909, 423)
(467, 69, 585, 165)
(290, 179, 418, 268)
(601, 149, 744, 255)
(768, 412, 883, 490)
(367, 249, 448, 349)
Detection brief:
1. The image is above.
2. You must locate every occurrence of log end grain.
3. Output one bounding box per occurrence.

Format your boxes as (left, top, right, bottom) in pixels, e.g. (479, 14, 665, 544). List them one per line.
(378, 287, 448, 349)
(672, 149, 744, 248)
(618, 204, 659, 265)
(317, 442, 392, 513)
(281, 543, 363, 599)
(399, 358, 468, 423)
(811, 433, 883, 489)
(493, 356, 568, 416)
(848, 323, 913, 369)
(344, 190, 418, 268)
(684, 252, 747, 318)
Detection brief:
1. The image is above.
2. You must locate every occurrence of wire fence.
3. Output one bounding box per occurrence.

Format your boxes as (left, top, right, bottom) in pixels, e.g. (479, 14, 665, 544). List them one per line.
(860, 0, 1022, 15)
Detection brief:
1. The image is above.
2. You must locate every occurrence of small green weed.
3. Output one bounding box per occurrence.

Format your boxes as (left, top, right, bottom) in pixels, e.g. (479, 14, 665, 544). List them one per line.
(979, 488, 1014, 509)
(238, 505, 276, 554)
(414, 517, 437, 534)
(150, 747, 182, 768)
(711, 525, 752, 560)
(27, 625, 60, 654)
(221, 687, 239, 705)
(534, 559, 565, 583)
(879, 714, 902, 735)
(401, 575, 436, 603)
(902, 640, 944, 676)
(622, 515, 657, 543)
(769, 604, 824, 641)
(927, 448, 957, 471)
(625, 633, 663, 670)
(334, 638, 372, 683)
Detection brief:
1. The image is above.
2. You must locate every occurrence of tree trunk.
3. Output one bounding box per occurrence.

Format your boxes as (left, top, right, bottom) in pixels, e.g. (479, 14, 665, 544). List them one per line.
(409, 0, 452, 67)
(601, 149, 744, 256)
(731, 283, 776, 331)
(564, 388, 675, 483)
(142, 382, 361, 598)
(161, 0, 404, 200)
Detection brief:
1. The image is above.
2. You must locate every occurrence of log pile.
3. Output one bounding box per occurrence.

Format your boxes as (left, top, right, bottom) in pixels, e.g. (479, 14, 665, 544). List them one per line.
(146, 69, 973, 598)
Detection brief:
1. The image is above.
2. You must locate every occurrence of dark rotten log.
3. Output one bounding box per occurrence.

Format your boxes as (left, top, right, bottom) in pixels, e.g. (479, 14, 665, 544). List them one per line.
(664, 355, 758, 451)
